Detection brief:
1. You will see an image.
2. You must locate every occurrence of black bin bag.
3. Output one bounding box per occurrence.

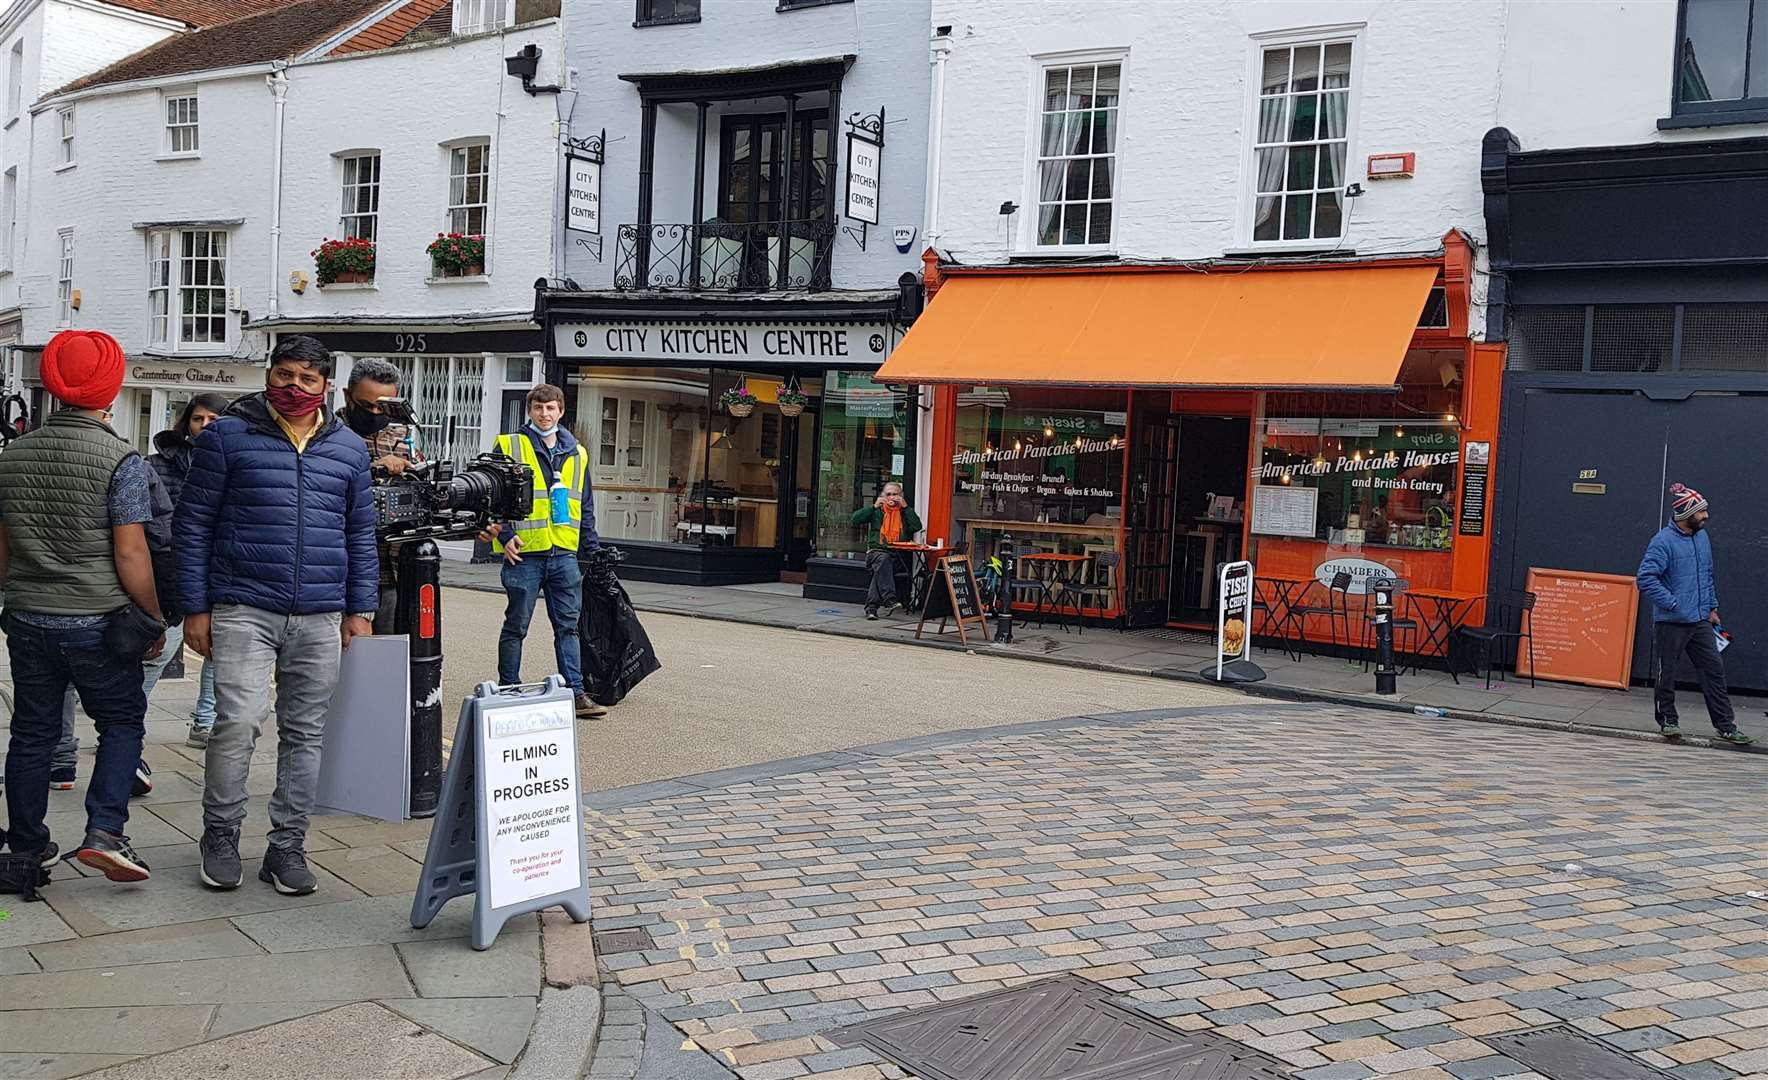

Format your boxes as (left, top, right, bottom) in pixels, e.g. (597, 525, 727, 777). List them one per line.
(578, 547, 661, 707)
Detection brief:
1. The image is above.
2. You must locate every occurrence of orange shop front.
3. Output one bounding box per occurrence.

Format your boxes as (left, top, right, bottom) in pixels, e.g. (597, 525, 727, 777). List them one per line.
(880, 241, 1504, 651)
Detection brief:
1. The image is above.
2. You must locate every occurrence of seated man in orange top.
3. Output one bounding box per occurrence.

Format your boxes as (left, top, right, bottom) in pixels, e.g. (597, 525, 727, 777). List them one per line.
(850, 482, 921, 621)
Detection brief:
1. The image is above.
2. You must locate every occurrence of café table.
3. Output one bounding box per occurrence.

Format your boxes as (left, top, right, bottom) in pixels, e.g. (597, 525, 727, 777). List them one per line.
(887, 542, 947, 612)
(1253, 572, 1314, 660)
(1404, 587, 1485, 661)
(1016, 552, 1090, 633)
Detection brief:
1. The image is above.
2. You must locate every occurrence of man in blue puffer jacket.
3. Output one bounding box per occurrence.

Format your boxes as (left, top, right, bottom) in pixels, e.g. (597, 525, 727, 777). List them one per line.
(1636, 483, 1752, 746)
(175, 336, 379, 895)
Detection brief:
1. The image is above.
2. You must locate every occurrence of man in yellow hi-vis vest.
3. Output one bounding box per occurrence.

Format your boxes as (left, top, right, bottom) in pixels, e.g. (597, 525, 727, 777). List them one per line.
(478, 384, 606, 719)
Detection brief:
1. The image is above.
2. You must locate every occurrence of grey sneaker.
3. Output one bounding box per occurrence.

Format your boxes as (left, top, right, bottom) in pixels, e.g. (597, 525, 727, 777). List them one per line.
(198, 828, 242, 890)
(260, 845, 317, 896)
(1716, 729, 1755, 746)
(1660, 721, 1682, 739)
(185, 724, 211, 749)
(75, 830, 150, 883)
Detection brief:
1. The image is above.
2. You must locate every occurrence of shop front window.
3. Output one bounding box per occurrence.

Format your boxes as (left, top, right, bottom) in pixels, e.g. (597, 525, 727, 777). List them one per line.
(701, 370, 820, 555)
(1247, 349, 1465, 593)
(816, 370, 916, 559)
(569, 367, 709, 547)
(949, 385, 1127, 607)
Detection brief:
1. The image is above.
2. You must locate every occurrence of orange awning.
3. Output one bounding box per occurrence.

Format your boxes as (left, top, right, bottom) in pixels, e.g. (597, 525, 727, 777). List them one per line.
(877, 263, 1440, 388)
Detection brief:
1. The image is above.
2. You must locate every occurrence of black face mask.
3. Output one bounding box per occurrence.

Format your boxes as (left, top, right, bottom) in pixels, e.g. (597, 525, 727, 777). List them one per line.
(345, 404, 392, 437)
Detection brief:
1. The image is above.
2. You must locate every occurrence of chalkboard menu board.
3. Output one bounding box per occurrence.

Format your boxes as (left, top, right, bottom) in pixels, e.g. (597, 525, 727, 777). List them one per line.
(1516, 567, 1639, 690)
(918, 555, 989, 644)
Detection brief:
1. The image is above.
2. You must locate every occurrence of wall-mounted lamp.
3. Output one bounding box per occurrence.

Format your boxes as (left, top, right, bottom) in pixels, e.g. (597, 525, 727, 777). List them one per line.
(505, 44, 562, 96)
(998, 201, 1018, 216)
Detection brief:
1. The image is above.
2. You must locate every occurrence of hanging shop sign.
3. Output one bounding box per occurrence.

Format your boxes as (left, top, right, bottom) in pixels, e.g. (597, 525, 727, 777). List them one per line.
(841, 109, 884, 249)
(556, 320, 891, 365)
(565, 130, 606, 261)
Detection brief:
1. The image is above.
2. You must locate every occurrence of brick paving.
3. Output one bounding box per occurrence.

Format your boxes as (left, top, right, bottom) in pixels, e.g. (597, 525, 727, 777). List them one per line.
(584, 703, 1768, 1080)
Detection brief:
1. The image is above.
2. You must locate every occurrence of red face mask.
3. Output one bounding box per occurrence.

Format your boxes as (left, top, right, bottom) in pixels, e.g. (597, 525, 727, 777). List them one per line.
(266, 382, 325, 418)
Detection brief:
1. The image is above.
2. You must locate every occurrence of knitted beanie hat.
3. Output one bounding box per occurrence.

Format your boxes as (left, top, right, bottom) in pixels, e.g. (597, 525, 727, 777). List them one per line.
(1670, 483, 1707, 522)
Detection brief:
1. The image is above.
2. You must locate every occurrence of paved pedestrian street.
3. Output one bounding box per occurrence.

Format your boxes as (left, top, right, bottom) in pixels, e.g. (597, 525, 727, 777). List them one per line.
(586, 703, 1768, 1080)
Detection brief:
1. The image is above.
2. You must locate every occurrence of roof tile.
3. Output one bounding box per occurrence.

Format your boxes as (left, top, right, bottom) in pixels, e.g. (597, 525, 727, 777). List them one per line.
(329, 0, 451, 54)
(56, 0, 390, 96)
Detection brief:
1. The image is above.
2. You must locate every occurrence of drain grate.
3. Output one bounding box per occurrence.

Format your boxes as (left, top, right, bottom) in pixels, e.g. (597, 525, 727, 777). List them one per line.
(1483, 1024, 1674, 1080)
(593, 927, 657, 955)
(830, 975, 1290, 1080)
(1133, 628, 1214, 645)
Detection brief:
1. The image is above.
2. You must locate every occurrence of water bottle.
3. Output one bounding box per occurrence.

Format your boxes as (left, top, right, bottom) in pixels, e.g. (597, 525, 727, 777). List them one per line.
(1412, 705, 1446, 718)
(549, 479, 571, 526)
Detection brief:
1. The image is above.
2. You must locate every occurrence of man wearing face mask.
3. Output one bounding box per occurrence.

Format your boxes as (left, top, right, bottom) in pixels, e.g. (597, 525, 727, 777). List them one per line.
(1637, 483, 1752, 746)
(176, 335, 379, 895)
(340, 357, 422, 634)
(479, 384, 604, 720)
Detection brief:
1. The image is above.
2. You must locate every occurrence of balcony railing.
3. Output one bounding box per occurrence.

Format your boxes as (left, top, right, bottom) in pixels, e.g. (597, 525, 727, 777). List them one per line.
(613, 220, 835, 292)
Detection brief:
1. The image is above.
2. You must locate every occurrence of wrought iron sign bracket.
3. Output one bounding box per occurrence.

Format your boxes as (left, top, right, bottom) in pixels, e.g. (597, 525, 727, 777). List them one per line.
(565, 128, 605, 163)
(842, 109, 885, 252)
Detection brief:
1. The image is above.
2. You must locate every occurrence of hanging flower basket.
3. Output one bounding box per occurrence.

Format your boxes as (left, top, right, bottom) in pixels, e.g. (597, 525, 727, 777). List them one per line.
(312, 237, 375, 286)
(719, 386, 758, 417)
(777, 388, 809, 417)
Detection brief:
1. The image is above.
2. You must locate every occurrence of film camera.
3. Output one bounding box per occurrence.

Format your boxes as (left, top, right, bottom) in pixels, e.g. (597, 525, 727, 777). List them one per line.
(368, 401, 532, 543)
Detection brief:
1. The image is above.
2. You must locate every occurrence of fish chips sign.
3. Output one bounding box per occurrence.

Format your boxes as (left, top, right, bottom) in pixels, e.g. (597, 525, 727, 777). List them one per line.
(1205, 561, 1264, 684)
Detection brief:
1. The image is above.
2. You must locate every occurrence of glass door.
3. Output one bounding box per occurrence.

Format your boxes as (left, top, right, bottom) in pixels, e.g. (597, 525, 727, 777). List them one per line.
(1125, 392, 1179, 628)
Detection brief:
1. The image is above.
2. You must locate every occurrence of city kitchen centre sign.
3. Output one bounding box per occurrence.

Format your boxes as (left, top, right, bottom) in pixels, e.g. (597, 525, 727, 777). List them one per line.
(554, 321, 891, 365)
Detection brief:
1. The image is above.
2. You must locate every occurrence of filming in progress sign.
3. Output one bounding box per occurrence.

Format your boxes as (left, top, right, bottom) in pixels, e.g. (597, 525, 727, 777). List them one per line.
(480, 699, 581, 909)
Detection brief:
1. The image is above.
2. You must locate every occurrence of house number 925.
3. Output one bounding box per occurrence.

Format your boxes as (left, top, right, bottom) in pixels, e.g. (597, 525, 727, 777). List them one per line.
(393, 333, 428, 353)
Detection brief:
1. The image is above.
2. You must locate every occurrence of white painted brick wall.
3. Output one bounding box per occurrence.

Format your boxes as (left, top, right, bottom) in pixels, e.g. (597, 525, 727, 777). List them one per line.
(560, 0, 930, 292)
(0, 0, 178, 320)
(19, 21, 563, 354)
(1497, 0, 1768, 149)
(930, 2, 1504, 273)
(279, 21, 563, 323)
(22, 69, 272, 352)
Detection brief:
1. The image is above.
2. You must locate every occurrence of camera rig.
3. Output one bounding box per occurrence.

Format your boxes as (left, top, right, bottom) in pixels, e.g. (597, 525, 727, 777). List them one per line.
(372, 453, 533, 545)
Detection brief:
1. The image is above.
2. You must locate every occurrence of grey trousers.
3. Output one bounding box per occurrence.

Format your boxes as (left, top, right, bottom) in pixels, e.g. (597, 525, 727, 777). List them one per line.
(204, 604, 341, 850)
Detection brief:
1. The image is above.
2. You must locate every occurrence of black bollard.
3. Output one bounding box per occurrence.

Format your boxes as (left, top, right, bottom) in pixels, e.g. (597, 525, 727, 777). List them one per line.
(397, 539, 444, 818)
(1371, 577, 1398, 695)
(993, 533, 1016, 644)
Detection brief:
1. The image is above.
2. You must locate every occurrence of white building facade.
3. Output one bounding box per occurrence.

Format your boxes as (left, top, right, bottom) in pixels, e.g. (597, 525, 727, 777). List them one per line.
(16, 0, 564, 461)
(0, 0, 194, 414)
(538, 0, 933, 595)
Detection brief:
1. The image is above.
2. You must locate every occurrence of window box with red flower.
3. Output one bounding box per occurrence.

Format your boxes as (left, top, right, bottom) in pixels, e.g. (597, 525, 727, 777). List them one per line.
(313, 236, 375, 286)
(427, 232, 485, 279)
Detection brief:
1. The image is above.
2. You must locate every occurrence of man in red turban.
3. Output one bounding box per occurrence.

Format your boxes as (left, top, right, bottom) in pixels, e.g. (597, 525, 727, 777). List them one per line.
(0, 329, 163, 883)
(40, 329, 126, 410)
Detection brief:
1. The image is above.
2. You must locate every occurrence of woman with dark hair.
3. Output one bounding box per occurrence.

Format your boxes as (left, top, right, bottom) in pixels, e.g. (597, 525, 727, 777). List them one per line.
(150, 393, 228, 747)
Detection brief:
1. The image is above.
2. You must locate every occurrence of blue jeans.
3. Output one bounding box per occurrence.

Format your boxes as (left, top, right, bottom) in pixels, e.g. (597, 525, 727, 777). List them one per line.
(53, 621, 215, 771)
(498, 552, 583, 692)
(3, 613, 146, 855)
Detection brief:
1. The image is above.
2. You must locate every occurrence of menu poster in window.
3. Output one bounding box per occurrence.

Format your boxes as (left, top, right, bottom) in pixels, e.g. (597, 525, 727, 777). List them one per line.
(1252, 484, 1318, 537)
(1459, 441, 1490, 537)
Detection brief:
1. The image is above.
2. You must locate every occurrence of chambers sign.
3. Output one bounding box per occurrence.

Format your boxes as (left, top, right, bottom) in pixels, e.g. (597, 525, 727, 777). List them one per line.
(554, 321, 892, 365)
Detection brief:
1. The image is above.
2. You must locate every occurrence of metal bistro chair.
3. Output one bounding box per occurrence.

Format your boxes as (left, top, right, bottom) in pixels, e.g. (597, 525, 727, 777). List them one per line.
(1359, 576, 1420, 675)
(1294, 571, 1354, 657)
(1452, 592, 1537, 689)
(1068, 549, 1121, 634)
(1004, 548, 1051, 629)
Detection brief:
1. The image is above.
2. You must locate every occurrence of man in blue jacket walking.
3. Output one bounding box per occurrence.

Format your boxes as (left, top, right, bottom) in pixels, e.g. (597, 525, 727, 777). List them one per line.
(1636, 483, 1752, 745)
(176, 336, 379, 895)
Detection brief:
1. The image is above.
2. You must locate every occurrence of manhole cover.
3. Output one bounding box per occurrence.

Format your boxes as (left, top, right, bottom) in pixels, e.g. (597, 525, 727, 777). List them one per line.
(593, 928, 656, 955)
(830, 975, 1290, 1080)
(1483, 1025, 1674, 1080)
